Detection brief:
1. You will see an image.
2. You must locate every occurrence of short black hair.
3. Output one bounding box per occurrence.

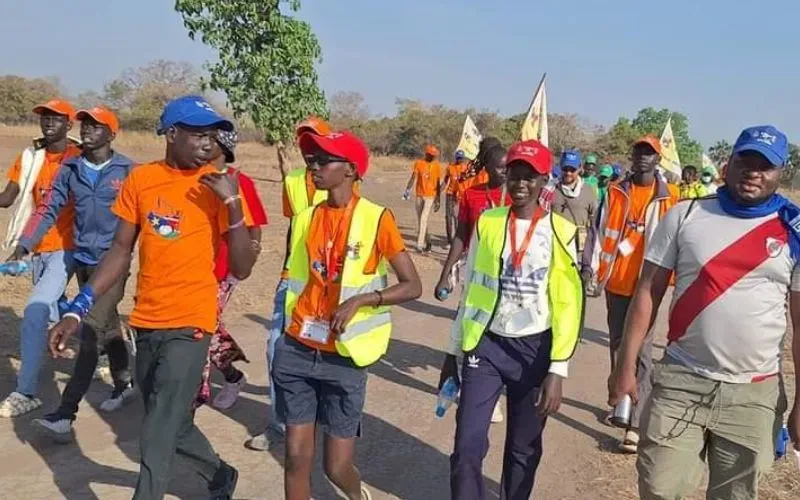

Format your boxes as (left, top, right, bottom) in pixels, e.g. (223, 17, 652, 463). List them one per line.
(482, 145, 506, 168)
(682, 165, 698, 175)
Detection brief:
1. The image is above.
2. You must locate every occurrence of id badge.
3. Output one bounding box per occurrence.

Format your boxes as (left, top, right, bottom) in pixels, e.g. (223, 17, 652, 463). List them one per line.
(300, 319, 331, 344)
(618, 238, 635, 257)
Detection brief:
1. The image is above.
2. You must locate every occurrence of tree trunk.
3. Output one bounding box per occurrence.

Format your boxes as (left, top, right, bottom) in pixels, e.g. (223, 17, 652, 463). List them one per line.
(276, 141, 291, 180)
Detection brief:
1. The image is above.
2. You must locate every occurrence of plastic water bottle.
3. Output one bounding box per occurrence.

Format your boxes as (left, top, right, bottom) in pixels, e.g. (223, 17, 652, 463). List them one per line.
(435, 376, 460, 419)
(776, 424, 790, 460)
(435, 288, 450, 301)
(0, 260, 29, 276)
(402, 189, 410, 201)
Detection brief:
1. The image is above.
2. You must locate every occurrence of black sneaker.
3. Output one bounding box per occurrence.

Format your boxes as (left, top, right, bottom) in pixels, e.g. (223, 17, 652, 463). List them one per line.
(209, 461, 238, 500)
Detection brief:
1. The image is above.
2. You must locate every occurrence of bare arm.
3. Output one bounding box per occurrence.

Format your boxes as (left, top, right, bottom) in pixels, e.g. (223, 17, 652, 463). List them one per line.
(435, 220, 469, 293)
(0, 181, 20, 208)
(788, 291, 800, 448)
(405, 172, 416, 192)
(225, 199, 256, 280)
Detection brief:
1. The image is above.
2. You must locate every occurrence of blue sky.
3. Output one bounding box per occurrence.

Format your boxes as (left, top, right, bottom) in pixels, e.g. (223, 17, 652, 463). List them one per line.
(1, 0, 798, 146)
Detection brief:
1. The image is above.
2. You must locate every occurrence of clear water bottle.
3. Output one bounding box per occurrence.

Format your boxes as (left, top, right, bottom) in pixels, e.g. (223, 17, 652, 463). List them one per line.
(435, 288, 450, 301)
(0, 260, 29, 276)
(776, 424, 790, 460)
(435, 376, 460, 419)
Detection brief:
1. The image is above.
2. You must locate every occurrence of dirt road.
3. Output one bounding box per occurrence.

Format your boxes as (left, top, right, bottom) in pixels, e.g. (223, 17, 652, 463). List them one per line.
(0, 132, 796, 499)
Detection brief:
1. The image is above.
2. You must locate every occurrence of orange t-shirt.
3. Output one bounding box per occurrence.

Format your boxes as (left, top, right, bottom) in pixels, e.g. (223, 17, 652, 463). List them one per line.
(606, 183, 656, 297)
(7, 145, 80, 253)
(286, 200, 405, 353)
(445, 162, 468, 196)
(281, 169, 360, 217)
(412, 160, 442, 198)
(112, 161, 252, 333)
(457, 170, 489, 199)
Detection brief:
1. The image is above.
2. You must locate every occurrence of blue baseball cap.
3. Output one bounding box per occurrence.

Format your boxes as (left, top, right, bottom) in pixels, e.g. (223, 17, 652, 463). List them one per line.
(455, 150, 465, 160)
(560, 149, 582, 169)
(157, 95, 234, 135)
(732, 125, 789, 167)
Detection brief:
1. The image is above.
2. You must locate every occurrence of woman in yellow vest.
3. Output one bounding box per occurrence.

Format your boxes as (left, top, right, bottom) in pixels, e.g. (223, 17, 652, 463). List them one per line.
(275, 130, 422, 500)
(439, 140, 584, 500)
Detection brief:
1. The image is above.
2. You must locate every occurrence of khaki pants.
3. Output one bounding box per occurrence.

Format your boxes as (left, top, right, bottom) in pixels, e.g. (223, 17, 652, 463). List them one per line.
(637, 358, 785, 500)
(415, 196, 434, 250)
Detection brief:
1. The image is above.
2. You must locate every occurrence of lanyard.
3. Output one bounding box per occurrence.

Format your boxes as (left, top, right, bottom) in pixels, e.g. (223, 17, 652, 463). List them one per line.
(322, 196, 358, 284)
(509, 207, 546, 272)
(485, 185, 506, 209)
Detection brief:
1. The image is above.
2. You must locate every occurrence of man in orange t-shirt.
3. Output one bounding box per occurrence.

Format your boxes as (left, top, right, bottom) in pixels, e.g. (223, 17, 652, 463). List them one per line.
(47, 96, 253, 499)
(585, 135, 679, 453)
(0, 99, 80, 419)
(443, 150, 468, 243)
(404, 144, 443, 252)
(274, 130, 421, 500)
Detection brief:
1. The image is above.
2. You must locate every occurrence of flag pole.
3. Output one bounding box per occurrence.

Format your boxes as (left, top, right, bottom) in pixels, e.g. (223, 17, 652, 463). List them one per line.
(520, 72, 547, 140)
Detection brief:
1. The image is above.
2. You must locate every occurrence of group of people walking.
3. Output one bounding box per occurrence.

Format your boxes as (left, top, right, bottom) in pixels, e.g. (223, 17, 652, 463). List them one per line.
(0, 94, 798, 500)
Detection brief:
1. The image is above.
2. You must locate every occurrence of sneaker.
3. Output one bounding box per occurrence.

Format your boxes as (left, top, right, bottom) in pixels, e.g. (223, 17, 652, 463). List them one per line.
(602, 410, 614, 427)
(361, 485, 372, 500)
(491, 401, 504, 424)
(213, 373, 247, 410)
(32, 414, 75, 444)
(209, 461, 238, 500)
(245, 422, 285, 451)
(0, 392, 42, 418)
(618, 429, 639, 454)
(99, 383, 136, 412)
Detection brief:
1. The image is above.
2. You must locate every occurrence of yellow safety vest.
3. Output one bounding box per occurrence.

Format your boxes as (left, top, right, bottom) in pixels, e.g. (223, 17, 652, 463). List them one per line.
(285, 167, 327, 216)
(461, 207, 584, 361)
(285, 197, 392, 367)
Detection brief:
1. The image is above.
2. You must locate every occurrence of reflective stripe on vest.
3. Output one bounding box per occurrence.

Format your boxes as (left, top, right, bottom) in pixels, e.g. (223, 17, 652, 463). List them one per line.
(460, 206, 584, 362)
(285, 168, 327, 216)
(284, 198, 391, 367)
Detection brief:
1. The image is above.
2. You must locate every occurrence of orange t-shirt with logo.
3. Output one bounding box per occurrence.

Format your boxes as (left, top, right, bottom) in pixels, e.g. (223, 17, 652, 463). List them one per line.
(286, 199, 405, 353)
(112, 161, 252, 333)
(445, 162, 468, 196)
(457, 169, 489, 199)
(412, 160, 442, 198)
(7, 144, 80, 253)
(606, 183, 656, 297)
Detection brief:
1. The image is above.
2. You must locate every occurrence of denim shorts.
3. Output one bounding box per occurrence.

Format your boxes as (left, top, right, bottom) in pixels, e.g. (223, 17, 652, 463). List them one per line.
(272, 335, 367, 438)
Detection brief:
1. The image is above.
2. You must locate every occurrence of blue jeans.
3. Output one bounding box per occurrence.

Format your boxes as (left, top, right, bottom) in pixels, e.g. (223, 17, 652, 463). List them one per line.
(267, 277, 288, 426)
(17, 250, 74, 396)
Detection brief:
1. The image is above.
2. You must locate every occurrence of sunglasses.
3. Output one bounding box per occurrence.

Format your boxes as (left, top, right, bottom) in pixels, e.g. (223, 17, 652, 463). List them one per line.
(304, 153, 348, 167)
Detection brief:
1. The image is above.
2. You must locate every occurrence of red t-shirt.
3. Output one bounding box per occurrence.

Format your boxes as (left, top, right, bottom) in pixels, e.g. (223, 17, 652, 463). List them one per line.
(457, 184, 510, 246)
(214, 168, 268, 280)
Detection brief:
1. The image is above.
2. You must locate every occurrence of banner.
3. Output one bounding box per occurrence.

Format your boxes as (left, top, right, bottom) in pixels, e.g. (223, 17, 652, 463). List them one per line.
(520, 73, 548, 147)
(455, 115, 481, 160)
(659, 117, 681, 176)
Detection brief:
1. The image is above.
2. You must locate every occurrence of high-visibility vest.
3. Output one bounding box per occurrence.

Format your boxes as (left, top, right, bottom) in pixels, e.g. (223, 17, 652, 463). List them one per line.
(285, 197, 391, 367)
(285, 167, 327, 216)
(596, 177, 677, 289)
(460, 207, 584, 361)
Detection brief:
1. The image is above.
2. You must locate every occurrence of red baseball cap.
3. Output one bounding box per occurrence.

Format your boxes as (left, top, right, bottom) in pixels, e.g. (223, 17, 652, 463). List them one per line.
(77, 106, 120, 134)
(33, 99, 76, 121)
(298, 131, 370, 179)
(634, 135, 662, 155)
(505, 140, 552, 175)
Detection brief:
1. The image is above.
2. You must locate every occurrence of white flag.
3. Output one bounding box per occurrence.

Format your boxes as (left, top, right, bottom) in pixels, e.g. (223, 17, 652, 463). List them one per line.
(659, 117, 681, 176)
(520, 73, 548, 147)
(455, 115, 482, 160)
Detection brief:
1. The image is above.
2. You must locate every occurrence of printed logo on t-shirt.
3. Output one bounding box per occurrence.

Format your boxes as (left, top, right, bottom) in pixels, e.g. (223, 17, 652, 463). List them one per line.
(146, 198, 182, 239)
(345, 242, 362, 260)
(766, 237, 784, 258)
(109, 178, 124, 192)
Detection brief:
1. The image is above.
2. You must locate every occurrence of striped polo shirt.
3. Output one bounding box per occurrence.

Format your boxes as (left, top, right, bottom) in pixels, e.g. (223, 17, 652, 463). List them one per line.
(645, 197, 800, 383)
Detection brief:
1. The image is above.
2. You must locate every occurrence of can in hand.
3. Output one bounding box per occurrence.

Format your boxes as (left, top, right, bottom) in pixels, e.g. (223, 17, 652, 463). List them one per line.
(610, 395, 633, 428)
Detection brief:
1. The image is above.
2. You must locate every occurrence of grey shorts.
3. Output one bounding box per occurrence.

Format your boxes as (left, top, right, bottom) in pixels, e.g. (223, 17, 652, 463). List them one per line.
(272, 335, 367, 438)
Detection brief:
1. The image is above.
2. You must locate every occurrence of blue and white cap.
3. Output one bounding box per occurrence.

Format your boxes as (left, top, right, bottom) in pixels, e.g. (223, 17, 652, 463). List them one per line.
(733, 125, 789, 167)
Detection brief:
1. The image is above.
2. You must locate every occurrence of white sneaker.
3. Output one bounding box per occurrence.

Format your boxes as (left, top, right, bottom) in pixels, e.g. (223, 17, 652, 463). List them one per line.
(245, 422, 285, 451)
(213, 373, 246, 410)
(99, 383, 136, 412)
(491, 401, 504, 424)
(0, 392, 42, 418)
(619, 429, 639, 454)
(361, 485, 372, 500)
(33, 415, 75, 443)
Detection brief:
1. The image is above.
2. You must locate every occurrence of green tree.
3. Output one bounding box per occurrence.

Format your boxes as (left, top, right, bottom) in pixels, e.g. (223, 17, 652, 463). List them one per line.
(594, 117, 639, 160)
(631, 107, 703, 167)
(175, 0, 326, 177)
(708, 140, 732, 167)
(0, 75, 62, 124)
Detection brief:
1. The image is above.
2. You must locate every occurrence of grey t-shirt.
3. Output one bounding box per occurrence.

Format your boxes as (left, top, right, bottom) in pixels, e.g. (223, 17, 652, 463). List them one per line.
(551, 181, 598, 251)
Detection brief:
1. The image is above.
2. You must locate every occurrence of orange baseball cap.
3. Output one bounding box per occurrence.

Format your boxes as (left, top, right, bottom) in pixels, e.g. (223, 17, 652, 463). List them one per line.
(425, 145, 440, 157)
(634, 135, 662, 155)
(298, 131, 370, 179)
(33, 99, 76, 121)
(76, 106, 120, 134)
(295, 116, 331, 138)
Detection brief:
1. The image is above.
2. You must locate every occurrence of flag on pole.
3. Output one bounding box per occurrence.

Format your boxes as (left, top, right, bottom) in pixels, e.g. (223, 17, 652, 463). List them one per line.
(455, 115, 482, 160)
(520, 73, 548, 147)
(702, 153, 720, 179)
(659, 116, 681, 176)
